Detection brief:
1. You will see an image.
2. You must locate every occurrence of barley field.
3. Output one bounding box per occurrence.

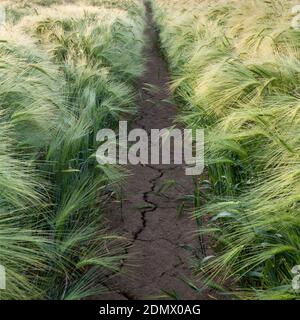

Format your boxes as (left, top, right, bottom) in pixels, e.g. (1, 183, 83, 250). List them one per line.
(1, 0, 300, 302)
(0, 0, 145, 300)
(152, 0, 300, 299)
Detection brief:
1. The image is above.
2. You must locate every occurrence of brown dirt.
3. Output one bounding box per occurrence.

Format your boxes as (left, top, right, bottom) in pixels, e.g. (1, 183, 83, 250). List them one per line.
(97, 1, 213, 300)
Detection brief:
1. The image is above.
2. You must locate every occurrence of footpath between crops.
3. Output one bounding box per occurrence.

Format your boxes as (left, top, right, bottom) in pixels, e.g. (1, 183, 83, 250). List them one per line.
(97, 1, 213, 300)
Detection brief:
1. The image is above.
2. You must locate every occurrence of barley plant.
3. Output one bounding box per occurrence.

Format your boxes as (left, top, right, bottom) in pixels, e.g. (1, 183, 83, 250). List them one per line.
(0, 0, 145, 299)
(152, 0, 300, 299)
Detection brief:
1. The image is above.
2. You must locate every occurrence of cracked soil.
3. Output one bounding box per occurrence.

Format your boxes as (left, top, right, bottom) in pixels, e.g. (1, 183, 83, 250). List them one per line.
(96, 2, 212, 300)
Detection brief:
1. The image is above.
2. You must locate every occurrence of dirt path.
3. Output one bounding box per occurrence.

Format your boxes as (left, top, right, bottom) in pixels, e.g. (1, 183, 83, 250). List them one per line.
(99, 1, 210, 300)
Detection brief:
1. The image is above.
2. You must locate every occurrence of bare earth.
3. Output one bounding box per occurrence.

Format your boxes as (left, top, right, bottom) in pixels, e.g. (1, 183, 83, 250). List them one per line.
(97, 2, 212, 300)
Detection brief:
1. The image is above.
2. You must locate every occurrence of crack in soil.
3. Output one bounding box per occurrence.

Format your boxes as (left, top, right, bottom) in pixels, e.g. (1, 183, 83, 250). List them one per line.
(133, 167, 163, 241)
(96, 1, 211, 300)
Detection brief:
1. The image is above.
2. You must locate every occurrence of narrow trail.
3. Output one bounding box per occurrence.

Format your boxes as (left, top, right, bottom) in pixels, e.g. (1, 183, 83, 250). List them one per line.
(99, 2, 210, 300)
